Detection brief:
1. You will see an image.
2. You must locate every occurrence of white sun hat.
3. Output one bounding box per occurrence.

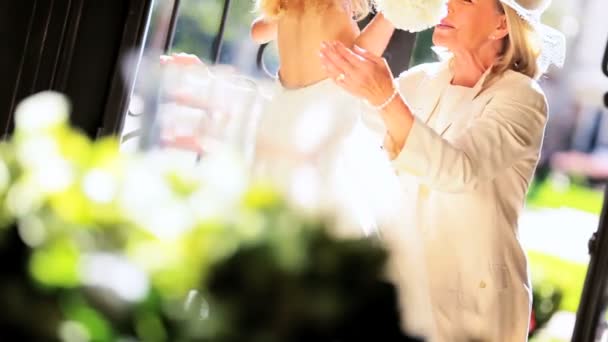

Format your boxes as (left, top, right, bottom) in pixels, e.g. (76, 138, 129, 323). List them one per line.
(499, 0, 567, 72)
(374, 0, 566, 72)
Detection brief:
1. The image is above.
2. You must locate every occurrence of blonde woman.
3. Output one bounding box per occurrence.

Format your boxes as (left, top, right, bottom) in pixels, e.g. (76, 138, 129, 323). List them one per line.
(320, 0, 565, 340)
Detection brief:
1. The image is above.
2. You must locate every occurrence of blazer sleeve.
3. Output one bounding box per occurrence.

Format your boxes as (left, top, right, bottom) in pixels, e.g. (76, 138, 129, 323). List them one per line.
(391, 77, 548, 193)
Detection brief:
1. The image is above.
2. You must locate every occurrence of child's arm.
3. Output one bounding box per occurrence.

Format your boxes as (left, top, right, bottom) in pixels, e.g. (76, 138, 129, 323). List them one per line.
(353, 13, 395, 56)
(251, 16, 278, 44)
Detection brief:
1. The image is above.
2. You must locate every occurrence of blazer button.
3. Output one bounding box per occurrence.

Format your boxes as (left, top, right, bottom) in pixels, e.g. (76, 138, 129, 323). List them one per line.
(479, 281, 487, 289)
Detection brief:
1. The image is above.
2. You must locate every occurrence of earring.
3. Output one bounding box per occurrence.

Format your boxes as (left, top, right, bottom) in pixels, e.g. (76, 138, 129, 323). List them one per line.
(489, 35, 496, 40)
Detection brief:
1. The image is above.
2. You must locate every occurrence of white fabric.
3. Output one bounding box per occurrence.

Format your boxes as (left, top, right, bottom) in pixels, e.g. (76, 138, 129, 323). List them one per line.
(431, 83, 473, 130)
(373, 60, 548, 341)
(252, 78, 435, 339)
(252, 79, 374, 234)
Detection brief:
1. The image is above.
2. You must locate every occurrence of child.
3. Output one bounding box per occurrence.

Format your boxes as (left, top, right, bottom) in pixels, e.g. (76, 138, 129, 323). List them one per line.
(250, 0, 394, 88)
(249, 0, 397, 216)
(250, 3, 432, 339)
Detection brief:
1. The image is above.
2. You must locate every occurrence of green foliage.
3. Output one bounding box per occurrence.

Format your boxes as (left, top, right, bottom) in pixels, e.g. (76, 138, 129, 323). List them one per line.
(528, 251, 587, 313)
(530, 281, 563, 337)
(61, 295, 116, 342)
(527, 250, 586, 337)
(527, 177, 604, 215)
(29, 237, 80, 288)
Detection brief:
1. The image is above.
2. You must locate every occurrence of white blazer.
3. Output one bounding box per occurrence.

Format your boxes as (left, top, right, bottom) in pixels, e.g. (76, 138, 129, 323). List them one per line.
(386, 60, 548, 341)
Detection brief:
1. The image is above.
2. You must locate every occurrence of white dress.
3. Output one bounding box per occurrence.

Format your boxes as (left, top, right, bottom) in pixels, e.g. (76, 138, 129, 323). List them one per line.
(252, 78, 435, 339)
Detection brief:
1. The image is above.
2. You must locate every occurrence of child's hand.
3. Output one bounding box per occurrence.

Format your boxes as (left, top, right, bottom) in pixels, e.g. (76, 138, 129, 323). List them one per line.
(160, 52, 204, 66)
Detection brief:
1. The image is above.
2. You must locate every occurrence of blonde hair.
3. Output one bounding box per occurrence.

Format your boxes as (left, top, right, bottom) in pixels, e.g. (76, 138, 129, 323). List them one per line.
(255, 0, 371, 20)
(491, 2, 543, 80)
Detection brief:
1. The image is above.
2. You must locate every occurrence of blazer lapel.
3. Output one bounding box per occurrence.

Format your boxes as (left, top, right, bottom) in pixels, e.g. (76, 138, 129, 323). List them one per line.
(434, 66, 494, 137)
(412, 61, 452, 125)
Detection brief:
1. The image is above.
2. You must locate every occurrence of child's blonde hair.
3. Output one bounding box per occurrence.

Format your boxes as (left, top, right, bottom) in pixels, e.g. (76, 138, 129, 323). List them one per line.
(255, 0, 371, 20)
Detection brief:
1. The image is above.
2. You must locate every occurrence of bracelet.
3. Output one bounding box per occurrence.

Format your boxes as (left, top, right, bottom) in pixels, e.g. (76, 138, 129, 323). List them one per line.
(369, 85, 399, 111)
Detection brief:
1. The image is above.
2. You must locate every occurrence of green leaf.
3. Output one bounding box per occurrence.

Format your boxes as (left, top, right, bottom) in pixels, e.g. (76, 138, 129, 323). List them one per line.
(62, 295, 115, 341)
(29, 237, 80, 288)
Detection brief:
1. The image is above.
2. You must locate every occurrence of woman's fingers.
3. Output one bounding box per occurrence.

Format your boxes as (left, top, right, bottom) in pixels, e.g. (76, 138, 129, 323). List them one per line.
(320, 54, 360, 91)
(320, 54, 343, 79)
(320, 54, 364, 96)
(334, 41, 368, 67)
(320, 42, 357, 79)
(353, 45, 385, 65)
(332, 73, 362, 95)
(332, 42, 375, 84)
(319, 41, 389, 101)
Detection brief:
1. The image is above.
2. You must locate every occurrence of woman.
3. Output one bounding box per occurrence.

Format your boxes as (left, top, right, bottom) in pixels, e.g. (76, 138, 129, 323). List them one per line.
(320, 0, 565, 340)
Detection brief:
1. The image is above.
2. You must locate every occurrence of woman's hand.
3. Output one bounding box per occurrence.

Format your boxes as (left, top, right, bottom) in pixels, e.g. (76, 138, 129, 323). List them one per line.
(321, 41, 416, 157)
(319, 41, 396, 107)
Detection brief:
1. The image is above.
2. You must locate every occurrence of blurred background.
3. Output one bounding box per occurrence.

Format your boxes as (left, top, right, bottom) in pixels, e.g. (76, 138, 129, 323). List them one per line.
(118, 0, 607, 340)
(0, 0, 607, 341)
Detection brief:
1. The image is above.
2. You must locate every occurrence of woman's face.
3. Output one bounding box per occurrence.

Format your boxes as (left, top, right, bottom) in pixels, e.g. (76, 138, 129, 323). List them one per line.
(433, 0, 507, 55)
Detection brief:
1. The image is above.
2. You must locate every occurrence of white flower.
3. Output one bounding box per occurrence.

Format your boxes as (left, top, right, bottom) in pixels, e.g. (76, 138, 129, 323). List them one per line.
(80, 252, 149, 302)
(118, 157, 195, 239)
(14, 91, 69, 133)
(15, 135, 60, 169)
(82, 169, 118, 204)
(374, 0, 448, 32)
(32, 157, 74, 193)
(6, 179, 45, 217)
(14, 135, 74, 194)
(189, 148, 248, 221)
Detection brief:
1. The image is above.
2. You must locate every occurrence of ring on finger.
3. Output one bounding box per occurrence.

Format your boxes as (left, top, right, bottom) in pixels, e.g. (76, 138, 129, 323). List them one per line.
(336, 73, 346, 82)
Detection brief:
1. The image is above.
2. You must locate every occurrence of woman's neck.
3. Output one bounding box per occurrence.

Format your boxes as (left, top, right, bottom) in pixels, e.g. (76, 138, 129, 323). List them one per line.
(450, 47, 498, 88)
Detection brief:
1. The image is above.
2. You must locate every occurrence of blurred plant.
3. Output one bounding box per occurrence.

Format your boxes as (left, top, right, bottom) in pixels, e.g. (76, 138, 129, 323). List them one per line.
(526, 174, 604, 215)
(529, 281, 563, 337)
(528, 252, 571, 337)
(0, 91, 421, 341)
(0, 91, 259, 340)
(201, 207, 423, 342)
(528, 250, 586, 314)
